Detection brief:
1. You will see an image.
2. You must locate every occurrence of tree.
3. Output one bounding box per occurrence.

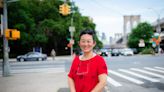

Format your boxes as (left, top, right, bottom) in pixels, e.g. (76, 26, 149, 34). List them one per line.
(127, 22, 154, 52)
(5, 0, 103, 56)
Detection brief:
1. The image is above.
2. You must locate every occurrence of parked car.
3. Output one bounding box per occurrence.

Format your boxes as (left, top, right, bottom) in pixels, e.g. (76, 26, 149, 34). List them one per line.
(17, 52, 47, 62)
(100, 49, 108, 57)
(130, 48, 138, 54)
(111, 49, 120, 56)
(121, 48, 134, 56)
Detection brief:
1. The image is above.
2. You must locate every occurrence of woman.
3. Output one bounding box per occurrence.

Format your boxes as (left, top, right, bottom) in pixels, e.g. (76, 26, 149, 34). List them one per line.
(68, 30, 108, 92)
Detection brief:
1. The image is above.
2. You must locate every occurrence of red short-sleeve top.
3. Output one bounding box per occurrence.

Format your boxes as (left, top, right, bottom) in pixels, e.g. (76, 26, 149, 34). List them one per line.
(68, 55, 108, 92)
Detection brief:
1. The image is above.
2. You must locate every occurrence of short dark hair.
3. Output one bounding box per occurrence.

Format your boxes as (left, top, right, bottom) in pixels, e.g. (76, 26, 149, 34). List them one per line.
(80, 30, 96, 41)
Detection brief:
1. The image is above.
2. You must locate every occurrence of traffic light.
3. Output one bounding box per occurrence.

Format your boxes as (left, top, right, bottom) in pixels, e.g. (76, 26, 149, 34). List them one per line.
(59, 4, 64, 14)
(5, 29, 11, 38)
(12, 29, 20, 40)
(5, 29, 20, 40)
(59, 3, 71, 16)
(65, 4, 71, 14)
(0, 0, 3, 14)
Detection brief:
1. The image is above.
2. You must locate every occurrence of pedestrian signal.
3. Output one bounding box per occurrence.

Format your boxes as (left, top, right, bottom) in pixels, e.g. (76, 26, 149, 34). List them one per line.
(5, 29, 20, 40)
(5, 29, 10, 38)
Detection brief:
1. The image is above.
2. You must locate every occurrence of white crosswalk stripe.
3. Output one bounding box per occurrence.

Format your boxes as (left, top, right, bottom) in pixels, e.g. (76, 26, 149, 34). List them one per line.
(130, 68, 164, 78)
(119, 69, 160, 82)
(107, 67, 164, 87)
(154, 66, 164, 70)
(109, 70, 144, 84)
(107, 76, 122, 87)
(144, 67, 164, 73)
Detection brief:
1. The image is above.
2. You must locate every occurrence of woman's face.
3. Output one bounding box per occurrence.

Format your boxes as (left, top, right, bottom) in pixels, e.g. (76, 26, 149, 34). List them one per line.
(79, 34, 96, 53)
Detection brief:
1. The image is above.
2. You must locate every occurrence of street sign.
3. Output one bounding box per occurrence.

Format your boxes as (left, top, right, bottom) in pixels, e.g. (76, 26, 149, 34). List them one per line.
(69, 26, 75, 32)
(69, 39, 74, 44)
(138, 39, 145, 47)
(152, 33, 161, 45)
(69, 26, 75, 38)
(154, 32, 159, 38)
(152, 42, 156, 48)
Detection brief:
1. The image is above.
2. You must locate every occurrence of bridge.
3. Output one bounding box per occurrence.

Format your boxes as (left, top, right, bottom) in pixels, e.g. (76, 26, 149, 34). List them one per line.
(108, 17, 164, 50)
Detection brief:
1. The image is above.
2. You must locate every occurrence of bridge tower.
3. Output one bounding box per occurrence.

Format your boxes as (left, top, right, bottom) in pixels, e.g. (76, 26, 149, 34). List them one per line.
(123, 15, 140, 46)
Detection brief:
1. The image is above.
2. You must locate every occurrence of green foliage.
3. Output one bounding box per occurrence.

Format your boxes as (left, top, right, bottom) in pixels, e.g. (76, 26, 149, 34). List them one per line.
(140, 48, 155, 55)
(6, 0, 102, 56)
(127, 22, 154, 53)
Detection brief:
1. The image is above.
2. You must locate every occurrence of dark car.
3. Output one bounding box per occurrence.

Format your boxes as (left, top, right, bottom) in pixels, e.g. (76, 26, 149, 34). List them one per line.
(100, 49, 108, 57)
(17, 52, 47, 62)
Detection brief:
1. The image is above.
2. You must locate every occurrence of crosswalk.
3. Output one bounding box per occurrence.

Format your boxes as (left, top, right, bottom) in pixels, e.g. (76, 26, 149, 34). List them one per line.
(0, 66, 65, 75)
(107, 66, 164, 87)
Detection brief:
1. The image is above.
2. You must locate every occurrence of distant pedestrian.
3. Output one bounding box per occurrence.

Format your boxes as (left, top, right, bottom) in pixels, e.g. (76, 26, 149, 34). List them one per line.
(68, 30, 108, 92)
(51, 49, 56, 60)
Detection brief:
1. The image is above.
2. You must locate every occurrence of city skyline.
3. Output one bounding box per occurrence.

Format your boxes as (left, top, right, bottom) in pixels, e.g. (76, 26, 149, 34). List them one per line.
(74, 0, 164, 40)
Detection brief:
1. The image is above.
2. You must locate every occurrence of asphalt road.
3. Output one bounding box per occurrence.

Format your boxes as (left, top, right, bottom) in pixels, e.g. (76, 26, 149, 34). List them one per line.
(104, 54, 164, 92)
(0, 54, 164, 92)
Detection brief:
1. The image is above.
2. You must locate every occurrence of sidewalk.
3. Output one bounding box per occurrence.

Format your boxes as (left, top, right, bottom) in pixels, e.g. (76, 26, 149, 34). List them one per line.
(0, 72, 69, 92)
(0, 55, 72, 92)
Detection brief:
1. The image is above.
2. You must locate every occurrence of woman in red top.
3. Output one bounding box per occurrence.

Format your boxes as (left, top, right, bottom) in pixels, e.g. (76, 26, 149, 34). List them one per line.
(68, 30, 108, 92)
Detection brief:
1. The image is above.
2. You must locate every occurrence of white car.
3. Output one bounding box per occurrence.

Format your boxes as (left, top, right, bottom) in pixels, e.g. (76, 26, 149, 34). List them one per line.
(121, 48, 134, 56)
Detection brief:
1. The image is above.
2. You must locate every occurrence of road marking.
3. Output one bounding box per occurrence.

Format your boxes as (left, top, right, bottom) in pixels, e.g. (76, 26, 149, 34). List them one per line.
(109, 70, 144, 84)
(131, 68, 164, 78)
(119, 69, 160, 82)
(154, 66, 164, 70)
(144, 67, 164, 73)
(107, 76, 122, 87)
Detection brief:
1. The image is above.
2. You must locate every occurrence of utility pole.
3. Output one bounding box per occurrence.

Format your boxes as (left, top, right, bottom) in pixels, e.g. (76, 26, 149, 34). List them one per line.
(2, 0, 10, 77)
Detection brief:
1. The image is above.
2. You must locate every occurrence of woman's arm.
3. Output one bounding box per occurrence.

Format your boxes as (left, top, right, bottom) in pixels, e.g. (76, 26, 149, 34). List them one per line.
(68, 77, 76, 92)
(91, 74, 107, 92)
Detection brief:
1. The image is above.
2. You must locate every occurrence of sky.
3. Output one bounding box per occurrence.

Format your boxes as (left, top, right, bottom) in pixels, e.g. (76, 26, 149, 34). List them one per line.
(73, 0, 164, 41)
